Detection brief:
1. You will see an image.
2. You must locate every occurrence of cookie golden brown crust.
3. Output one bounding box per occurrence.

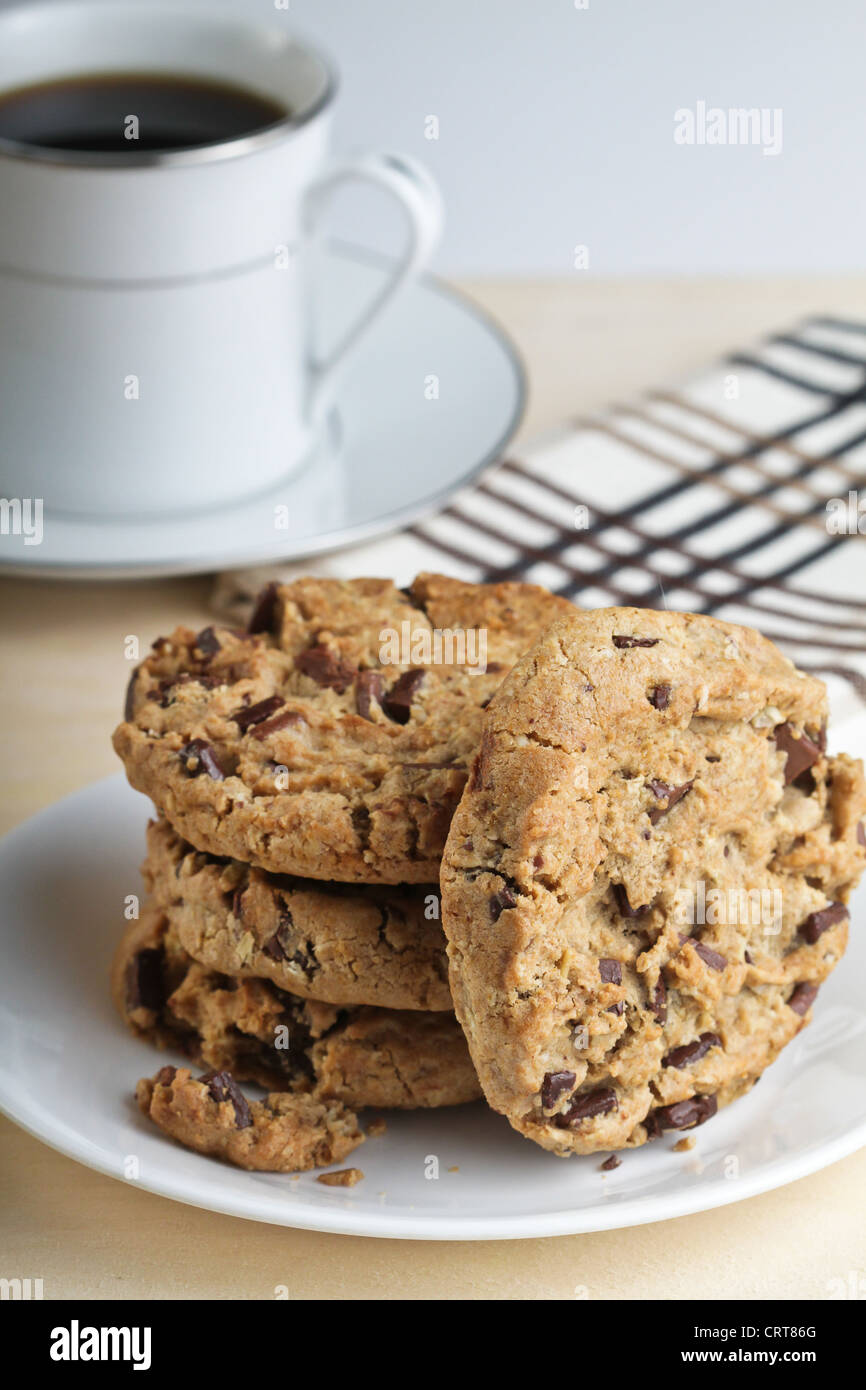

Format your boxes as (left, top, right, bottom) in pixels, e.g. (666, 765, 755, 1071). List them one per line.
(114, 904, 481, 1111)
(441, 607, 866, 1156)
(112, 573, 574, 883)
(143, 817, 451, 1011)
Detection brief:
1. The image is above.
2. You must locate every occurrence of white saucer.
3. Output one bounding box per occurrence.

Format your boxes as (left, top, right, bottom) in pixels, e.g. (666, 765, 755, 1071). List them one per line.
(0, 244, 525, 580)
(2, 772, 866, 1240)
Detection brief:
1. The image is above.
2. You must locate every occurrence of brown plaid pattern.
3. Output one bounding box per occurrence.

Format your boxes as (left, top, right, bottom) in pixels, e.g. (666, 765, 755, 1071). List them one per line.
(217, 315, 866, 722)
(405, 315, 866, 711)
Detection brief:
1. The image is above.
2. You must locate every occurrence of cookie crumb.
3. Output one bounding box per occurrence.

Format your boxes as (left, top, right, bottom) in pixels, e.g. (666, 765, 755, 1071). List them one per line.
(366, 1117, 387, 1137)
(673, 1136, 696, 1153)
(316, 1167, 364, 1187)
(600, 1154, 621, 1171)
(448, 1165, 459, 1173)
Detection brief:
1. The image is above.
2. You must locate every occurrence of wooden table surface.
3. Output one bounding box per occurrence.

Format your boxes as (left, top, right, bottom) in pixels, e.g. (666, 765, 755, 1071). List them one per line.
(3, 276, 866, 1300)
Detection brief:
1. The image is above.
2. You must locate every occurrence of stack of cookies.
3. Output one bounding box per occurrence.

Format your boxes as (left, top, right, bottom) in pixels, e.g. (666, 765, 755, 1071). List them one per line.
(113, 573, 866, 1174)
(111, 573, 572, 1173)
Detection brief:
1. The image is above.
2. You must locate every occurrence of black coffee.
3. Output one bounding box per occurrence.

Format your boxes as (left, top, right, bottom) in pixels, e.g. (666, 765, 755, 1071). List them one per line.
(0, 72, 288, 154)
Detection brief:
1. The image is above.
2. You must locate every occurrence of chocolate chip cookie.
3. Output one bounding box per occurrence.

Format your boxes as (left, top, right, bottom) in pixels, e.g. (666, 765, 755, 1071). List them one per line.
(441, 607, 866, 1156)
(115, 905, 480, 1111)
(143, 816, 451, 1011)
(137, 1067, 364, 1173)
(113, 573, 573, 883)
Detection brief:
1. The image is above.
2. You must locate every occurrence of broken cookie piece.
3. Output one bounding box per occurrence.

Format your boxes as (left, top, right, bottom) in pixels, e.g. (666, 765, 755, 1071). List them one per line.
(316, 1167, 364, 1187)
(136, 1066, 363, 1172)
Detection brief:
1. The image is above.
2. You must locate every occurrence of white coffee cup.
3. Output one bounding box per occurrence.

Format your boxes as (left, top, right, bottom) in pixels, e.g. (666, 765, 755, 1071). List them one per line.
(0, 1, 442, 518)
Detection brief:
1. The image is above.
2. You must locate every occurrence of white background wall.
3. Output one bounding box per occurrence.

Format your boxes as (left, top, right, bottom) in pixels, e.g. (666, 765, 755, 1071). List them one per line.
(4, 0, 866, 275)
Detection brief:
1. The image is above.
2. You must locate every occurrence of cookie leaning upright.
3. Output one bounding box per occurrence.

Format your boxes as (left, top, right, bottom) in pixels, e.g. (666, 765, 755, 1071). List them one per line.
(113, 573, 573, 883)
(441, 607, 866, 1157)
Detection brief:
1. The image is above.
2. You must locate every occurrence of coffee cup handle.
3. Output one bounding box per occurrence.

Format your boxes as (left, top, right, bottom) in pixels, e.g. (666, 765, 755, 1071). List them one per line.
(303, 152, 443, 424)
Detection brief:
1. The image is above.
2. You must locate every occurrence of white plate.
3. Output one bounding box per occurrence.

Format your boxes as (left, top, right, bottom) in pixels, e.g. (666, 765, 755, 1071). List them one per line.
(2, 773, 866, 1239)
(0, 244, 525, 579)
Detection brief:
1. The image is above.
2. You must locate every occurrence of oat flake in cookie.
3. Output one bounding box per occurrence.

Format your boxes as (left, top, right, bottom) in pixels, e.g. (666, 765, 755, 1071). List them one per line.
(113, 573, 573, 884)
(440, 607, 866, 1157)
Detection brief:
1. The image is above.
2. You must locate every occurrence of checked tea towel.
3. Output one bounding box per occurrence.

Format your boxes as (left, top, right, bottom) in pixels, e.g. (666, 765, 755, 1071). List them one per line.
(214, 313, 866, 745)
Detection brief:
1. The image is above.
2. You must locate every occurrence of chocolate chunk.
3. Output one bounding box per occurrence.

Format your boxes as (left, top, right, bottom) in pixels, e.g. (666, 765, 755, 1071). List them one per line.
(612, 635, 659, 649)
(663, 1032, 722, 1069)
(247, 581, 280, 635)
(262, 910, 318, 979)
(126, 948, 163, 1013)
(541, 1070, 577, 1109)
(381, 668, 426, 724)
(612, 883, 645, 918)
(263, 932, 287, 962)
(123, 664, 140, 721)
(800, 901, 848, 944)
(607, 1001, 625, 1016)
(774, 722, 822, 784)
(649, 976, 667, 1023)
(194, 626, 221, 656)
(251, 708, 305, 739)
(179, 738, 225, 780)
(490, 885, 518, 921)
(154, 1065, 178, 1086)
(601, 1155, 621, 1171)
(694, 941, 727, 972)
(744, 950, 753, 965)
(233, 695, 285, 732)
(599, 958, 622, 985)
(263, 905, 295, 962)
(858, 822, 866, 849)
(231, 887, 245, 924)
(294, 644, 356, 693)
(647, 779, 694, 825)
(646, 1094, 717, 1135)
(288, 943, 319, 979)
(649, 683, 671, 710)
(555, 1087, 617, 1128)
(200, 1070, 252, 1129)
(267, 938, 313, 977)
(356, 670, 384, 721)
(788, 982, 819, 1016)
